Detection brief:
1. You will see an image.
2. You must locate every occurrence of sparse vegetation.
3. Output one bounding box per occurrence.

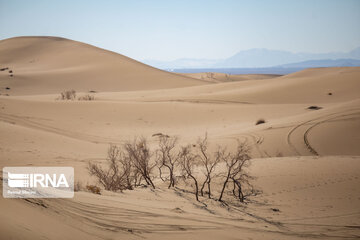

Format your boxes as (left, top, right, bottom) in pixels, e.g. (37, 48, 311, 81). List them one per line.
(58, 90, 95, 101)
(179, 145, 200, 201)
(218, 141, 253, 202)
(256, 119, 266, 125)
(307, 105, 322, 110)
(88, 135, 256, 204)
(197, 134, 221, 198)
(60, 89, 76, 100)
(78, 94, 95, 101)
(88, 145, 134, 191)
(156, 135, 180, 188)
(74, 181, 83, 192)
(86, 185, 101, 194)
(124, 137, 156, 189)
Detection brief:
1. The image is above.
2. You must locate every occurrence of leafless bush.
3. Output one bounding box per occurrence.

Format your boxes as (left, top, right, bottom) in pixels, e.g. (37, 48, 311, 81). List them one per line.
(197, 134, 221, 199)
(124, 137, 156, 189)
(179, 145, 200, 201)
(78, 94, 95, 101)
(87, 135, 256, 204)
(156, 136, 179, 188)
(218, 141, 253, 202)
(88, 145, 129, 191)
(60, 89, 76, 100)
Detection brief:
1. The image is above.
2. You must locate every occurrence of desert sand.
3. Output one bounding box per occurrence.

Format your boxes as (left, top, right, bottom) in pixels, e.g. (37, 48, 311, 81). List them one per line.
(0, 37, 359, 240)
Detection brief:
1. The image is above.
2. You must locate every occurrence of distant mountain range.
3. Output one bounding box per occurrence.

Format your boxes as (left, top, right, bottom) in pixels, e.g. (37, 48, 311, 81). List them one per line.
(143, 47, 360, 69)
(276, 58, 360, 68)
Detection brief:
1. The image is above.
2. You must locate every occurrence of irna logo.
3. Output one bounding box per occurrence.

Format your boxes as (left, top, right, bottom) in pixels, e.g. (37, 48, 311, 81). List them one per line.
(8, 172, 69, 188)
(3, 167, 74, 198)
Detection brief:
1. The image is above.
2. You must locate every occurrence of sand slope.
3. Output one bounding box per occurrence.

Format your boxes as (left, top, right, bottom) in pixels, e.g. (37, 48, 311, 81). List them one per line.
(1, 156, 359, 240)
(0, 37, 205, 95)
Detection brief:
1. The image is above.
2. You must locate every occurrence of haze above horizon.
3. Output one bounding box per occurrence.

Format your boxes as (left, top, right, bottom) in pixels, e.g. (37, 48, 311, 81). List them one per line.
(0, 0, 359, 61)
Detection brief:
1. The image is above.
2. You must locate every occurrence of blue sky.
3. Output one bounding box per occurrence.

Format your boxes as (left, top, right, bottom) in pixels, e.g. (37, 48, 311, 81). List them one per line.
(0, 0, 359, 61)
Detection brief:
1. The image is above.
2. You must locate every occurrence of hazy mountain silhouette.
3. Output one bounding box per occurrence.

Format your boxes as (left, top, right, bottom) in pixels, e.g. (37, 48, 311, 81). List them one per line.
(143, 47, 360, 69)
(276, 59, 360, 68)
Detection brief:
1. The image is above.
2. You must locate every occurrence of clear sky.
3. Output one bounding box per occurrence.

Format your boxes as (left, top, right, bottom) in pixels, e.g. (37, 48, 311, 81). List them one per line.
(0, 0, 359, 61)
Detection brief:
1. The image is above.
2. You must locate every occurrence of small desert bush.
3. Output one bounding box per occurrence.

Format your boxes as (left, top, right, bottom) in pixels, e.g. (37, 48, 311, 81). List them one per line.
(60, 89, 76, 100)
(307, 106, 322, 110)
(86, 185, 101, 194)
(74, 181, 83, 192)
(256, 119, 266, 125)
(78, 94, 95, 101)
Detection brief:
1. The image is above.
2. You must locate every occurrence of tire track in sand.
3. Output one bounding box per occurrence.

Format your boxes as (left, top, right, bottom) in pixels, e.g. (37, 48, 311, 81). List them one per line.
(287, 107, 360, 156)
(0, 112, 123, 144)
(303, 112, 360, 155)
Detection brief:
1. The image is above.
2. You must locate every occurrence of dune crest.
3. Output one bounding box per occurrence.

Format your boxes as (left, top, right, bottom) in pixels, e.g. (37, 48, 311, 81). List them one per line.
(0, 36, 205, 95)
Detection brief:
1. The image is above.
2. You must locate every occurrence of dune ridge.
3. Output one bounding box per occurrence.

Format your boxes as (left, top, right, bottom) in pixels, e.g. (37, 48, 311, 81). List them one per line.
(0, 36, 206, 95)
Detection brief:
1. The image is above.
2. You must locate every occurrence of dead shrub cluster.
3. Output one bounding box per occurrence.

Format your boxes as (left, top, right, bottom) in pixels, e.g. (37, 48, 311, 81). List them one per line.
(86, 185, 101, 194)
(59, 89, 76, 100)
(88, 135, 257, 203)
(78, 94, 95, 101)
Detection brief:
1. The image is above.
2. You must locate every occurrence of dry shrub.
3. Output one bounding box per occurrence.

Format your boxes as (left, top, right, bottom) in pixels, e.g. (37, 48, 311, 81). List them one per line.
(156, 135, 179, 189)
(218, 141, 253, 202)
(307, 105, 322, 110)
(88, 135, 257, 203)
(197, 134, 221, 199)
(60, 90, 76, 100)
(255, 119, 266, 125)
(124, 137, 156, 189)
(88, 143, 144, 192)
(78, 94, 95, 101)
(74, 181, 83, 192)
(88, 145, 130, 191)
(179, 145, 200, 201)
(86, 185, 101, 194)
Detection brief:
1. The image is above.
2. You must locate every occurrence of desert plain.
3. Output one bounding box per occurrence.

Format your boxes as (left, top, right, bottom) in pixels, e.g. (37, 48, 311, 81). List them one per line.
(0, 36, 359, 240)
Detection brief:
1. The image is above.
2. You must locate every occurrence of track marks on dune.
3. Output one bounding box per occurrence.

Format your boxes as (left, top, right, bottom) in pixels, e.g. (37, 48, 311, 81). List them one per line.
(224, 132, 268, 158)
(287, 107, 360, 156)
(0, 112, 123, 144)
(146, 98, 252, 105)
(29, 190, 294, 239)
(44, 198, 248, 236)
(304, 112, 360, 155)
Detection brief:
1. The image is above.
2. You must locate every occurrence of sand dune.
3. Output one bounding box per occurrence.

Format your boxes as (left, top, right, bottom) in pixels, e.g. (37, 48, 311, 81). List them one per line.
(120, 67, 360, 104)
(0, 37, 359, 239)
(0, 37, 205, 95)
